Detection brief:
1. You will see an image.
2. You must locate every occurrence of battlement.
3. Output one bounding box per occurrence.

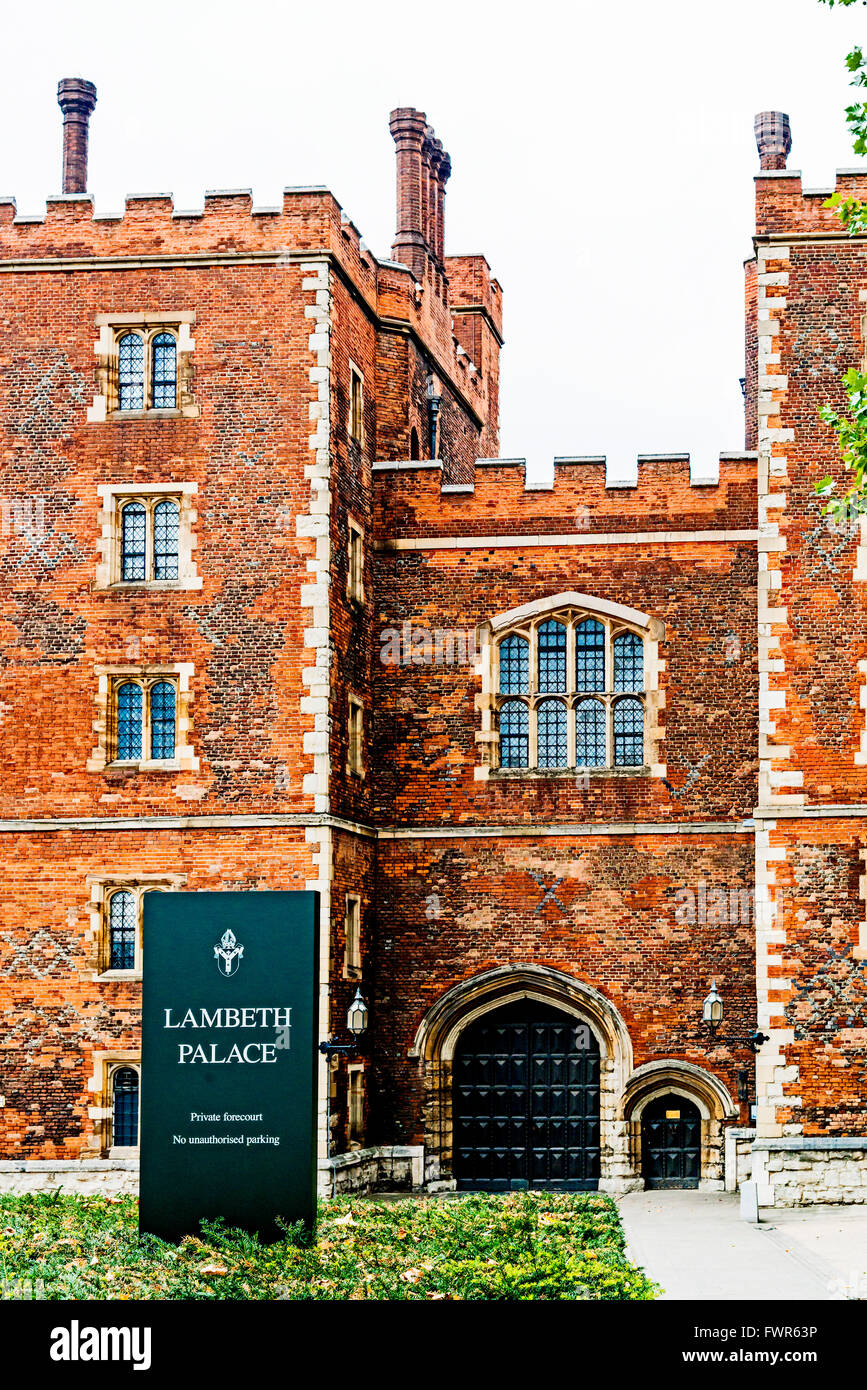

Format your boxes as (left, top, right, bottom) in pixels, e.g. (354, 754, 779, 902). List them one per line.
(755, 167, 867, 237)
(373, 452, 757, 540)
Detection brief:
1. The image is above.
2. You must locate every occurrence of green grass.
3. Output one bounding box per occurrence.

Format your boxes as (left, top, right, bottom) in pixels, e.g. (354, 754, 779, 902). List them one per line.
(0, 1190, 659, 1301)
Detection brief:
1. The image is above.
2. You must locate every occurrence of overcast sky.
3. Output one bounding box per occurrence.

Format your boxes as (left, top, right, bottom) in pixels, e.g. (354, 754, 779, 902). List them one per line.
(3, 0, 865, 480)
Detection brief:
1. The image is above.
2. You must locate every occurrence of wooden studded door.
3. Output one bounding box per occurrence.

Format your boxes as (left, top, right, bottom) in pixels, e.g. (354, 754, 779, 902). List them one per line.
(641, 1093, 702, 1189)
(452, 999, 601, 1191)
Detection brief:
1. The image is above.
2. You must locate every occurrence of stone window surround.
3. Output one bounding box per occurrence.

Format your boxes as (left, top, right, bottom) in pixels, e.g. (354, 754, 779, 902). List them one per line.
(347, 514, 365, 605)
(87, 311, 198, 423)
(474, 591, 666, 782)
(95, 483, 202, 591)
(347, 692, 365, 778)
(85, 1052, 141, 1158)
(87, 662, 198, 774)
(348, 359, 364, 447)
(347, 1061, 365, 1148)
(87, 873, 187, 980)
(343, 892, 362, 980)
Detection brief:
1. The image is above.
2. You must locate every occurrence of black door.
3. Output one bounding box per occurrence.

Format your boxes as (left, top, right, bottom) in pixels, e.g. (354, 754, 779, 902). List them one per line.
(453, 1000, 601, 1191)
(641, 1093, 701, 1189)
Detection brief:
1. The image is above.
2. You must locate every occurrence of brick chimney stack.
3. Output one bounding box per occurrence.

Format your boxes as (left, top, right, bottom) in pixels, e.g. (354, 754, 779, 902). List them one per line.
(57, 78, 97, 194)
(389, 107, 451, 278)
(754, 111, 791, 171)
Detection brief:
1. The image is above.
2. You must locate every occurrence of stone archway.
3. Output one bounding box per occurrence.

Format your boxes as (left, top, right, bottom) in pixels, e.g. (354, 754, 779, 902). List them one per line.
(620, 1061, 737, 1191)
(409, 965, 637, 1191)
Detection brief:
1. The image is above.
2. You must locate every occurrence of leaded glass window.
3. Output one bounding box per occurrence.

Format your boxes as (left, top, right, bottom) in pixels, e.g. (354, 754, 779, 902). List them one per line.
(116, 682, 143, 760)
(493, 609, 649, 774)
(120, 502, 147, 581)
(537, 620, 567, 693)
(150, 682, 176, 759)
(614, 632, 643, 692)
(537, 699, 567, 768)
(117, 333, 145, 411)
(576, 619, 605, 692)
(112, 1067, 139, 1147)
(499, 700, 529, 767)
(151, 332, 177, 408)
(153, 500, 179, 580)
(108, 890, 136, 971)
(613, 696, 644, 766)
(576, 699, 606, 767)
(499, 634, 530, 694)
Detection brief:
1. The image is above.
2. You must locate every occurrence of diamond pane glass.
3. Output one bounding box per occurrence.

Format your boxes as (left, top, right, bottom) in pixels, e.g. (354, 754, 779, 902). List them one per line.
(150, 681, 176, 760)
(116, 682, 143, 760)
(576, 699, 606, 767)
(112, 1067, 139, 1147)
(576, 618, 606, 692)
(500, 700, 529, 768)
(152, 332, 177, 409)
(153, 500, 179, 580)
(120, 502, 147, 581)
(499, 634, 529, 694)
(613, 696, 644, 766)
(108, 890, 136, 971)
(537, 698, 567, 768)
(118, 333, 144, 411)
(613, 632, 643, 692)
(537, 620, 567, 693)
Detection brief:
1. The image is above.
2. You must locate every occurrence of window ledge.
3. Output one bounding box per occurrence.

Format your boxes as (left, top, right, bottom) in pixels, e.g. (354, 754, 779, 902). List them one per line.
(96, 970, 142, 982)
(109, 408, 183, 419)
(490, 765, 651, 781)
(109, 1147, 139, 1160)
(106, 759, 181, 773)
(103, 581, 201, 593)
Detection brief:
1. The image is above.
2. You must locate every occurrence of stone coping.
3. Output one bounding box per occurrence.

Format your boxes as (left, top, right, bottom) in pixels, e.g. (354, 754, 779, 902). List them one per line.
(318, 1144, 423, 1172)
(0, 1160, 139, 1171)
(751, 1138, 867, 1152)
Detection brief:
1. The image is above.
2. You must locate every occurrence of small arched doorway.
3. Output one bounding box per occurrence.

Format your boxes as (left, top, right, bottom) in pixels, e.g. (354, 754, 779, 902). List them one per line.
(641, 1092, 701, 1189)
(453, 999, 601, 1191)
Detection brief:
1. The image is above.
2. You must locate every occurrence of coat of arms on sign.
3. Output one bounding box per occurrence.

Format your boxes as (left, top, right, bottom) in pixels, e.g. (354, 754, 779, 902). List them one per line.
(214, 928, 244, 977)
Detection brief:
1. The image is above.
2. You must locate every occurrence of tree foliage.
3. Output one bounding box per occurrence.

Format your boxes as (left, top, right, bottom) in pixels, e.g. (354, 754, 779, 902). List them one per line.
(815, 0, 867, 519)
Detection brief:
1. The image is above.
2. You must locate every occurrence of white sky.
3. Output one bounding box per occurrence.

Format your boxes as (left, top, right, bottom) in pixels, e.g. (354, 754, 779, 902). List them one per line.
(3, 0, 865, 480)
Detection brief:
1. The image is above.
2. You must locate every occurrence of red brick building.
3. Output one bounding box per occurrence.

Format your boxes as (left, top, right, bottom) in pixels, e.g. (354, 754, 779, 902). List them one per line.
(0, 85, 863, 1205)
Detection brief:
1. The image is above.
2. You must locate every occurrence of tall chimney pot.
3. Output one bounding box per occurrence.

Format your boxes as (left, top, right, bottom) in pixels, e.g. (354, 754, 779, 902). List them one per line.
(754, 111, 791, 171)
(57, 78, 97, 194)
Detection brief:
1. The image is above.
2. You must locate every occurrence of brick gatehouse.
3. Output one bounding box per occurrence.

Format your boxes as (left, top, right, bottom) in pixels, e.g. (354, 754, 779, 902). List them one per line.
(0, 86, 864, 1206)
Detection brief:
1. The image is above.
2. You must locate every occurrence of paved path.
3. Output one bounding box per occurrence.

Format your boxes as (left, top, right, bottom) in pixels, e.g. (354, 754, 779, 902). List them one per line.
(617, 1191, 867, 1300)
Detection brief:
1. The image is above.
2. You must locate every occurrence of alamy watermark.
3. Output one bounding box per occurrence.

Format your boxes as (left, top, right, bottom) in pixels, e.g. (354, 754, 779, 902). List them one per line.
(674, 881, 756, 926)
(1, 497, 46, 542)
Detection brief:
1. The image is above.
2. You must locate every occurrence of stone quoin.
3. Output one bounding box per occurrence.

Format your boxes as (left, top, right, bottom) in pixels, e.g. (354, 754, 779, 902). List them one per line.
(0, 85, 865, 1208)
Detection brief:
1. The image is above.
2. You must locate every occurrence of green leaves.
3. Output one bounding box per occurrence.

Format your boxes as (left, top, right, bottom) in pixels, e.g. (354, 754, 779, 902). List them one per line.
(0, 1190, 660, 1302)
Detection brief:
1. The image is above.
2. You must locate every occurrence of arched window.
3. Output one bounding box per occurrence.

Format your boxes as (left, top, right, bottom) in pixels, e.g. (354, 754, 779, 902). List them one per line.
(153, 500, 179, 580)
(149, 682, 176, 760)
(120, 502, 147, 581)
(116, 682, 143, 760)
(498, 634, 529, 694)
(117, 333, 145, 411)
(499, 700, 529, 768)
(537, 699, 567, 768)
(112, 1067, 139, 1148)
(537, 620, 567, 693)
(151, 332, 177, 409)
(576, 698, 606, 767)
(613, 697, 644, 767)
(576, 619, 606, 692)
(108, 889, 137, 971)
(410, 426, 421, 461)
(613, 632, 644, 692)
(492, 605, 647, 774)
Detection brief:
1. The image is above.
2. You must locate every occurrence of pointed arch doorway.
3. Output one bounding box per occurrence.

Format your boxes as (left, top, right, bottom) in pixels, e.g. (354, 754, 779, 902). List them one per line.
(452, 998, 601, 1191)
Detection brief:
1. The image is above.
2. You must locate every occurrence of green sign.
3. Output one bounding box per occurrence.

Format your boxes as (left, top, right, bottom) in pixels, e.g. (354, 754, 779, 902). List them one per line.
(139, 891, 319, 1243)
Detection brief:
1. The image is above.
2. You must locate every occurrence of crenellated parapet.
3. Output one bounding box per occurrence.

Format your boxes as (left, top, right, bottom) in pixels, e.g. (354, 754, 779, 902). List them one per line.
(373, 452, 758, 542)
